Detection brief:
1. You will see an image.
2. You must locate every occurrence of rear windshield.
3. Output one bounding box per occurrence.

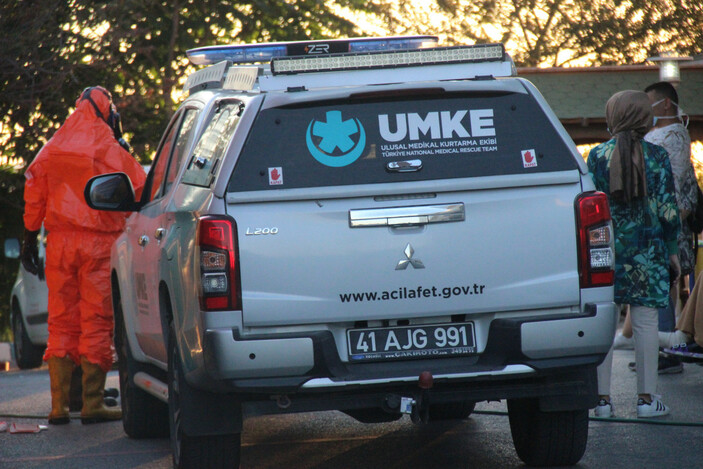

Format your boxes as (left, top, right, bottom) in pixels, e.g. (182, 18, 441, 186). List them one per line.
(228, 91, 578, 192)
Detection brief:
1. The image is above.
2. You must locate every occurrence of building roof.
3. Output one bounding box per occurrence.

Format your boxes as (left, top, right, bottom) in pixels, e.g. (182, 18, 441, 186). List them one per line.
(517, 62, 703, 144)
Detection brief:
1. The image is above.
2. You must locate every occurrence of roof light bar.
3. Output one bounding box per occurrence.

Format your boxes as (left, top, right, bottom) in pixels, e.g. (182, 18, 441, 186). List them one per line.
(188, 45, 287, 67)
(270, 43, 505, 75)
(186, 36, 438, 66)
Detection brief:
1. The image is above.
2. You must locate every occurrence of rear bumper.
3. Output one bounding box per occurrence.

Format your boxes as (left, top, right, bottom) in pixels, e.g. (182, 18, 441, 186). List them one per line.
(201, 301, 616, 396)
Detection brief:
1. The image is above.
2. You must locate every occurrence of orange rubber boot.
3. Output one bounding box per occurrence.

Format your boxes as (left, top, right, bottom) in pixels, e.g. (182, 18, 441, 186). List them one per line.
(80, 357, 122, 424)
(48, 356, 75, 424)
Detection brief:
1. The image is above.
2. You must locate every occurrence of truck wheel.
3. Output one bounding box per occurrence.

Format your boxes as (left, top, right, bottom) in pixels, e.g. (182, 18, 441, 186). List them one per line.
(113, 286, 168, 438)
(11, 303, 44, 369)
(507, 398, 588, 467)
(428, 400, 476, 421)
(168, 325, 241, 469)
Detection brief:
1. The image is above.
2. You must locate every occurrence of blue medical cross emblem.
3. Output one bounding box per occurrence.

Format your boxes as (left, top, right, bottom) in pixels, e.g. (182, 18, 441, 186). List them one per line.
(305, 110, 366, 167)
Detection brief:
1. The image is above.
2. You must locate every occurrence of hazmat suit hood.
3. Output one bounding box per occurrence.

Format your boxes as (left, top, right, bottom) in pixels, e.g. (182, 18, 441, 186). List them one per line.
(48, 87, 116, 159)
(23, 86, 146, 234)
(76, 86, 113, 121)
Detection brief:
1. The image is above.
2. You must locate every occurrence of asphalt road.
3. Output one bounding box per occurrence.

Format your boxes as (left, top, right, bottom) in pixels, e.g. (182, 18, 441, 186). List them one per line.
(1, 348, 702, 469)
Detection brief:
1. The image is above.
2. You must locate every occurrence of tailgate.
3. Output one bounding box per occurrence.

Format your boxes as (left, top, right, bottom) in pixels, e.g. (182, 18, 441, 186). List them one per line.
(232, 178, 582, 327)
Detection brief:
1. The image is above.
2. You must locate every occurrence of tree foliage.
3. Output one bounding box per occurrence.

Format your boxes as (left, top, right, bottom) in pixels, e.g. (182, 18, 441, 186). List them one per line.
(1, 1, 700, 165)
(374, 0, 703, 67)
(0, 1, 99, 163)
(0, 0, 384, 165)
(92, 0, 388, 159)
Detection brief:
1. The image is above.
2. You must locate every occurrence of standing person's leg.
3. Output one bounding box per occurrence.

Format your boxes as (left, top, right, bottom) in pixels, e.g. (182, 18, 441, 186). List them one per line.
(44, 232, 82, 363)
(622, 306, 632, 337)
(595, 303, 621, 417)
(669, 270, 703, 346)
(659, 271, 703, 347)
(631, 305, 669, 417)
(76, 232, 122, 423)
(614, 306, 634, 349)
(44, 232, 81, 424)
(656, 292, 684, 373)
(595, 347, 615, 417)
(76, 233, 115, 371)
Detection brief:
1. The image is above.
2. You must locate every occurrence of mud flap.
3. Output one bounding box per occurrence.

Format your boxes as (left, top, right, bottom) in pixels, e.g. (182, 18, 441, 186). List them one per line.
(179, 375, 244, 436)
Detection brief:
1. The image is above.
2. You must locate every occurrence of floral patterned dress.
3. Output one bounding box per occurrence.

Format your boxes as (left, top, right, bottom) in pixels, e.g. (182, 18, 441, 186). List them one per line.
(588, 139, 680, 308)
(645, 123, 697, 275)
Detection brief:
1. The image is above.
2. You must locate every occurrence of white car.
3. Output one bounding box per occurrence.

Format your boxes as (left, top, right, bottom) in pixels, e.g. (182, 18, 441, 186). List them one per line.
(86, 37, 616, 468)
(4, 226, 48, 369)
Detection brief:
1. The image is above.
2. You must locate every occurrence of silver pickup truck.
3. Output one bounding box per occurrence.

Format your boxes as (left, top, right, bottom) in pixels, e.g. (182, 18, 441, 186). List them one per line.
(86, 36, 616, 468)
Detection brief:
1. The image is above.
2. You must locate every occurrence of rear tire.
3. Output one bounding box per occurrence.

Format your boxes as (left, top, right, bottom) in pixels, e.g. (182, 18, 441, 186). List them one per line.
(113, 284, 169, 438)
(168, 325, 241, 468)
(428, 400, 476, 421)
(507, 398, 588, 467)
(11, 303, 44, 370)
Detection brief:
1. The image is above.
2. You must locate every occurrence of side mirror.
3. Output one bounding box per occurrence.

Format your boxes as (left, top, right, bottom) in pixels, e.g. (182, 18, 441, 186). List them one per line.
(4, 238, 20, 259)
(84, 173, 139, 212)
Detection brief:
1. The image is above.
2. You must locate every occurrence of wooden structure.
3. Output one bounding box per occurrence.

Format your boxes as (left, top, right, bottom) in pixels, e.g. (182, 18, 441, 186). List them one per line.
(518, 61, 703, 145)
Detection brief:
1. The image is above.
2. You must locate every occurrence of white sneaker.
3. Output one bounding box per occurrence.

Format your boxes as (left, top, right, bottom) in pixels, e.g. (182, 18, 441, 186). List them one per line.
(637, 395, 669, 418)
(658, 329, 692, 348)
(613, 333, 634, 350)
(594, 398, 614, 418)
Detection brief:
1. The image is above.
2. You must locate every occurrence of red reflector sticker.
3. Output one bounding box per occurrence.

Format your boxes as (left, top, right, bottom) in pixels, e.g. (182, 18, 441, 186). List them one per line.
(521, 149, 537, 168)
(590, 271, 614, 286)
(205, 296, 229, 310)
(269, 167, 283, 185)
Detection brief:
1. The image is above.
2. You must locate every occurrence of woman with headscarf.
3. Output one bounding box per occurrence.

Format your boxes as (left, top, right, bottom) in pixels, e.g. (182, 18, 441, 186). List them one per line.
(587, 90, 680, 418)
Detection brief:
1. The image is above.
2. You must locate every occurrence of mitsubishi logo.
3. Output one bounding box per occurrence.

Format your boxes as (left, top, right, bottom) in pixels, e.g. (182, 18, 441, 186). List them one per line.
(396, 243, 425, 270)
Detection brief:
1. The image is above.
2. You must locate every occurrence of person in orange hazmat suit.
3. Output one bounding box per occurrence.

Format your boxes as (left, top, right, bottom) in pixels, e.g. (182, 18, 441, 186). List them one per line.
(21, 86, 146, 425)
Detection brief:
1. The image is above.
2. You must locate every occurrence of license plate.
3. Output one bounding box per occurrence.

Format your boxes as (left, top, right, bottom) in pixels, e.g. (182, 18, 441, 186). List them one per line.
(347, 323, 476, 362)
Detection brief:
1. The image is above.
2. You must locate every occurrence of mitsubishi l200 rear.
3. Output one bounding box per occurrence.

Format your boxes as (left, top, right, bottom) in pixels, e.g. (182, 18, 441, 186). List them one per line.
(85, 37, 616, 468)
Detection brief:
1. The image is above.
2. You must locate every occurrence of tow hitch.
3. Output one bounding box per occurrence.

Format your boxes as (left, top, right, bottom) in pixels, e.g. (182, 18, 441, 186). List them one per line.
(394, 371, 434, 423)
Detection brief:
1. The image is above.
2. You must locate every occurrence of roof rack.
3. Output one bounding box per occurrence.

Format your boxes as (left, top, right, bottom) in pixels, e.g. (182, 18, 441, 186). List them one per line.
(183, 38, 516, 94)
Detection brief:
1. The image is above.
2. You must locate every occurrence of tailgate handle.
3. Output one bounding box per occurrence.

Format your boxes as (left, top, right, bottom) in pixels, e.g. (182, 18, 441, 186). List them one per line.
(349, 203, 464, 228)
(387, 159, 422, 172)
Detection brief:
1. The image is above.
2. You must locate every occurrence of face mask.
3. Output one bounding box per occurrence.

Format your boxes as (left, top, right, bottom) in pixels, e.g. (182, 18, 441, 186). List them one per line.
(651, 98, 689, 128)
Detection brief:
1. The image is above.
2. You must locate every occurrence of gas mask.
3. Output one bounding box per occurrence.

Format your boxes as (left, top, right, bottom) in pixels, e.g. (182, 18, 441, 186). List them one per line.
(81, 87, 133, 152)
(651, 98, 689, 128)
(106, 105, 132, 152)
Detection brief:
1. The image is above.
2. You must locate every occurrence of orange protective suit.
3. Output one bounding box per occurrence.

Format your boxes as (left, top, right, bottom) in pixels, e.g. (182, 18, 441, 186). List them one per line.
(23, 87, 146, 372)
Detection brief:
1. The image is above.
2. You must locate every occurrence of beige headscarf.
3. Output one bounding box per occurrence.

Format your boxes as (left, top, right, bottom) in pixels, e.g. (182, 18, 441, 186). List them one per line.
(606, 90, 653, 203)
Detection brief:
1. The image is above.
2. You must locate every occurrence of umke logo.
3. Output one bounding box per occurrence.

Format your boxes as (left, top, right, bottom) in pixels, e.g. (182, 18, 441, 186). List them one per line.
(305, 110, 366, 167)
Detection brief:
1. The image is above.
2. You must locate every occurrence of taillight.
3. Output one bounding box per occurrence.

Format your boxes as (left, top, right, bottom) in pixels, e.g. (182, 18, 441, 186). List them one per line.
(576, 192, 614, 288)
(198, 216, 240, 311)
